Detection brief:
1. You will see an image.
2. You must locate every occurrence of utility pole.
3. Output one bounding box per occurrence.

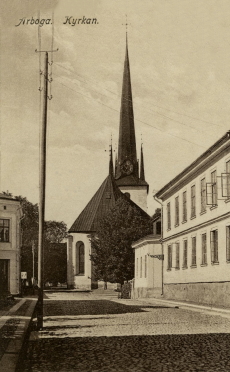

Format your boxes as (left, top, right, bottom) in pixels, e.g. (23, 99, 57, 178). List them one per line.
(32, 240, 35, 295)
(35, 48, 58, 329)
(37, 51, 48, 330)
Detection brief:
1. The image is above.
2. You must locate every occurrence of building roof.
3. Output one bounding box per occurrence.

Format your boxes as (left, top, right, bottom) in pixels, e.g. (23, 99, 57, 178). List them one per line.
(155, 131, 230, 200)
(69, 174, 150, 234)
(0, 192, 19, 202)
(115, 174, 149, 187)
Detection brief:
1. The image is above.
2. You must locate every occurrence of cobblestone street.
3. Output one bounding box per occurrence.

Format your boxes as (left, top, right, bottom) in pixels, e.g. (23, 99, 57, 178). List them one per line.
(20, 291, 230, 372)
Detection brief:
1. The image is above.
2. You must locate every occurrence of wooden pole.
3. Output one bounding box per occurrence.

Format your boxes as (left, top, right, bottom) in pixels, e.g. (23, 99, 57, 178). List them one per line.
(37, 52, 48, 330)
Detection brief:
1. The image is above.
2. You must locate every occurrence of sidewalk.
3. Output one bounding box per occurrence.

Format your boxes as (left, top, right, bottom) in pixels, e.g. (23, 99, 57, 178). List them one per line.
(0, 298, 37, 372)
(134, 296, 230, 319)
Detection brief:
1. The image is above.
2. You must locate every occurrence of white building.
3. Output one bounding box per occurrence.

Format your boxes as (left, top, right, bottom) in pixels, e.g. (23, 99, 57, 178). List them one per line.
(0, 193, 23, 295)
(132, 214, 162, 299)
(155, 131, 230, 307)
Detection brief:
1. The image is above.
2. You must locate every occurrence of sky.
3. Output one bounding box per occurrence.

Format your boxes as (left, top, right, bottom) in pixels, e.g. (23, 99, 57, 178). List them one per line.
(1, 0, 230, 228)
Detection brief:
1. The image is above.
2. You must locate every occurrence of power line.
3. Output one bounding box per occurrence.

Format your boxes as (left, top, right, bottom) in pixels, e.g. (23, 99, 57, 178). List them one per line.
(53, 70, 216, 138)
(54, 77, 207, 149)
(54, 61, 224, 130)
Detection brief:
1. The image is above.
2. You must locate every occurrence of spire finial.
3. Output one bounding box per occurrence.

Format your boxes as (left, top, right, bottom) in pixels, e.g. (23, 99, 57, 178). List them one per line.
(122, 15, 130, 41)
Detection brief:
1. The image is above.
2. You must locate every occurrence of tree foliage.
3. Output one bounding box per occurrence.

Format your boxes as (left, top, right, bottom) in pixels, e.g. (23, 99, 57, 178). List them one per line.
(91, 197, 152, 285)
(17, 196, 68, 284)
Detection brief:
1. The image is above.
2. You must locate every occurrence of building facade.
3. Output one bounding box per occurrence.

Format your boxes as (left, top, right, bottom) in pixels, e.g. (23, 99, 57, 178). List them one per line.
(67, 38, 150, 290)
(0, 193, 23, 295)
(156, 131, 230, 307)
(132, 213, 162, 299)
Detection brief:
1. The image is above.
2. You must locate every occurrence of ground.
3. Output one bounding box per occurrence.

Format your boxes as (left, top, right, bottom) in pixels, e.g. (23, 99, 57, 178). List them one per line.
(19, 290, 230, 372)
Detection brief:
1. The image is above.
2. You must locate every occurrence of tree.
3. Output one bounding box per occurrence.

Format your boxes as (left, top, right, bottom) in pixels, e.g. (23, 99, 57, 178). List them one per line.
(17, 196, 68, 285)
(91, 197, 152, 285)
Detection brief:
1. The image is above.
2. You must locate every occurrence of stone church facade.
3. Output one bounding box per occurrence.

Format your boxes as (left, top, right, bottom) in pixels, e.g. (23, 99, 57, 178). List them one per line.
(67, 39, 149, 290)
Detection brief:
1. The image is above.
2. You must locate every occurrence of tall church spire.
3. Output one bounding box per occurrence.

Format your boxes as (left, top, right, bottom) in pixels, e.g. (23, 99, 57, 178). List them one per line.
(140, 143, 145, 181)
(109, 143, 114, 176)
(116, 36, 138, 179)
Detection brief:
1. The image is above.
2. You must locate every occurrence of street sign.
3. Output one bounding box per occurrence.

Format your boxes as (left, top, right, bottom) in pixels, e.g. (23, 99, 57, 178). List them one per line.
(21, 272, 27, 279)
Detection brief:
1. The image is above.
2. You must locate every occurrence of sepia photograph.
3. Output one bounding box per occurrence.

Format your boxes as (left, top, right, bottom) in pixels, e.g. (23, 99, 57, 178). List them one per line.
(0, 0, 230, 371)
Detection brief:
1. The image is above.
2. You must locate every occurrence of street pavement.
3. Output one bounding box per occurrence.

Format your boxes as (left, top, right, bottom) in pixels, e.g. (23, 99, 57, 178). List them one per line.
(20, 290, 230, 372)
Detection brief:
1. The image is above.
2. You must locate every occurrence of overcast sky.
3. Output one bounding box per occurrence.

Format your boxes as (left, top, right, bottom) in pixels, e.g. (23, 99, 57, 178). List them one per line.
(1, 0, 230, 228)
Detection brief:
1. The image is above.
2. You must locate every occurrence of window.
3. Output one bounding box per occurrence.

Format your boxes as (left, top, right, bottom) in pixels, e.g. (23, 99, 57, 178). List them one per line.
(201, 178, 206, 213)
(191, 237, 196, 266)
(167, 245, 172, 270)
(0, 219, 9, 242)
(227, 161, 230, 198)
(211, 170, 217, 206)
(182, 191, 187, 222)
(175, 243, 180, 269)
(201, 233, 207, 265)
(227, 226, 230, 262)
(145, 255, 147, 278)
(211, 230, 218, 263)
(191, 185, 196, 218)
(140, 257, 142, 278)
(76, 242, 85, 275)
(183, 240, 188, 268)
(136, 258, 138, 277)
(167, 203, 171, 230)
(156, 221, 161, 235)
(175, 197, 179, 226)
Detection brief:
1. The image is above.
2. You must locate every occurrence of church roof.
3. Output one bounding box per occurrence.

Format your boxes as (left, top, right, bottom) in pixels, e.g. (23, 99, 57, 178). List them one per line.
(69, 174, 150, 234)
(115, 174, 149, 187)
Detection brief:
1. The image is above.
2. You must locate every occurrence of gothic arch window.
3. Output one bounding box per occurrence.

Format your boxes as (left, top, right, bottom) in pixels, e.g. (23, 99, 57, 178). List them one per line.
(76, 241, 85, 275)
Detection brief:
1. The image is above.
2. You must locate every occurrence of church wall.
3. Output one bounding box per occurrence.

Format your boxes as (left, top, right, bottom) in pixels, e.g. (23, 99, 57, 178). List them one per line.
(67, 233, 92, 290)
(118, 186, 148, 212)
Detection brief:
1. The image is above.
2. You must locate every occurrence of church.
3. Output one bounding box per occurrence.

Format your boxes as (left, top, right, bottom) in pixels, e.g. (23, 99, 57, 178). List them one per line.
(67, 38, 150, 290)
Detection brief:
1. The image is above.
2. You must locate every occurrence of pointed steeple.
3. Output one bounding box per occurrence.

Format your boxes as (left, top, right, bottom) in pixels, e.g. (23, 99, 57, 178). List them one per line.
(116, 36, 138, 179)
(140, 143, 145, 181)
(109, 143, 114, 176)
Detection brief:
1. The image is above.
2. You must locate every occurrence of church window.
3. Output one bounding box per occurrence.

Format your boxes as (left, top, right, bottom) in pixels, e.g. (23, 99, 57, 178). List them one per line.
(136, 258, 138, 277)
(140, 257, 142, 278)
(156, 221, 161, 235)
(76, 241, 85, 275)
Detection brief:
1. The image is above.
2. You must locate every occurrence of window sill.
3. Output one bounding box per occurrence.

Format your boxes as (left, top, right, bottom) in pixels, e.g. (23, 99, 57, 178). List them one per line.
(190, 215, 196, 220)
(227, 260, 230, 263)
(200, 210, 207, 216)
(200, 263, 208, 267)
(167, 228, 171, 232)
(211, 261, 219, 265)
(182, 266, 188, 270)
(167, 268, 172, 271)
(210, 205, 218, 210)
(182, 220, 187, 224)
(190, 265, 197, 268)
(175, 267, 180, 270)
(75, 274, 85, 276)
(174, 224, 179, 228)
(225, 198, 230, 204)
